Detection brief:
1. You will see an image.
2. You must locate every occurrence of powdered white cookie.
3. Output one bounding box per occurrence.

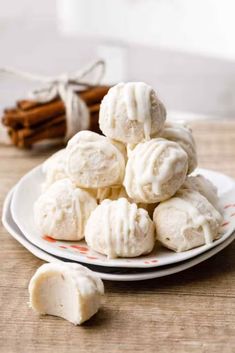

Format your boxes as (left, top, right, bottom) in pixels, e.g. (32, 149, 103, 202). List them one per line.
(65, 131, 126, 188)
(34, 178, 97, 240)
(182, 175, 221, 212)
(29, 262, 104, 325)
(42, 149, 67, 190)
(124, 138, 188, 203)
(99, 82, 166, 144)
(160, 121, 197, 173)
(85, 198, 155, 258)
(153, 189, 222, 252)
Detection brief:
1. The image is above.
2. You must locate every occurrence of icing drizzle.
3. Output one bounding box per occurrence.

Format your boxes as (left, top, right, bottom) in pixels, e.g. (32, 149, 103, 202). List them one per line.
(87, 198, 154, 258)
(124, 138, 188, 202)
(107, 82, 153, 140)
(158, 190, 222, 246)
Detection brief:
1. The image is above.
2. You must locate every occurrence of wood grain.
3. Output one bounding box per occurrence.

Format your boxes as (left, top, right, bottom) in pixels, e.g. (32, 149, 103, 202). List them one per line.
(0, 121, 235, 353)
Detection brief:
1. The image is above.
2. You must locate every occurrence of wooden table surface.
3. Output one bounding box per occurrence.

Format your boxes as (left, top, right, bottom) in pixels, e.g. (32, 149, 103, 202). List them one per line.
(0, 121, 234, 353)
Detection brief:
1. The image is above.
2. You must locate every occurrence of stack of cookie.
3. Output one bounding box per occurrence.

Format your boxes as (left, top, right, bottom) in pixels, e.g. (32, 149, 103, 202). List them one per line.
(34, 82, 223, 258)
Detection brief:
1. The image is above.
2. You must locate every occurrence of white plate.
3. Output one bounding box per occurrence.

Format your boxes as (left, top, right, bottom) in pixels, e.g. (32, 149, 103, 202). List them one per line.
(10, 165, 235, 268)
(3, 187, 235, 281)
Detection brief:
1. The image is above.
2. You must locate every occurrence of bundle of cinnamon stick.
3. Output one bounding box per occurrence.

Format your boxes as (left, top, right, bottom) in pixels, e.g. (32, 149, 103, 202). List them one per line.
(2, 85, 110, 148)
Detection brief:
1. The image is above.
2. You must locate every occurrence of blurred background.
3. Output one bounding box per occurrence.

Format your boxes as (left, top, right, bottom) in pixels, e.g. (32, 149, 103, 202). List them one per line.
(0, 0, 235, 120)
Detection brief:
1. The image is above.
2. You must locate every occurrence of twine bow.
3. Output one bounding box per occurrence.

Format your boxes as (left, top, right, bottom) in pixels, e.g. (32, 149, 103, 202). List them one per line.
(0, 60, 106, 140)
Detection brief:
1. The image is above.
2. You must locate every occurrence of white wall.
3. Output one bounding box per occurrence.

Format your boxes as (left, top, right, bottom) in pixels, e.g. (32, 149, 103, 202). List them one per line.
(58, 0, 235, 61)
(0, 0, 235, 119)
(0, 0, 55, 19)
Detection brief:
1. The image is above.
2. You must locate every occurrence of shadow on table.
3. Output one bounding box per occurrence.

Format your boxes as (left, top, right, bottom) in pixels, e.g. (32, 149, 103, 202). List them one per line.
(104, 243, 235, 293)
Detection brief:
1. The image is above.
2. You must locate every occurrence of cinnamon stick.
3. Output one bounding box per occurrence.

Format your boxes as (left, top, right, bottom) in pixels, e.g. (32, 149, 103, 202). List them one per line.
(2, 85, 110, 148)
(3, 100, 65, 127)
(78, 86, 109, 105)
(8, 127, 19, 146)
(18, 115, 65, 138)
(3, 86, 108, 128)
(18, 122, 65, 148)
(17, 99, 50, 111)
(11, 110, 100, 148)
(16, 86, 109, 111)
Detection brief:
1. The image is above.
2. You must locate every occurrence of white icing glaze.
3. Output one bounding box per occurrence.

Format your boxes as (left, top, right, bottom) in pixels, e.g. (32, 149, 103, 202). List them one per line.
(34, 178, 97, 240)
(65, 131, 126, 188)
(107, 82, 152, 140)
(99, 82, 166, 144)
(107, 84, 119, 128)
(103, 199, 137, 258)
(42, 149, 67, 190)
(156, 189, 222, 246)
(162, 121, 194, 144)
(85, 198, 155, 258)
(182, 175, 220, 212)
(124, 138, 188, 202)
(160, 121, 197, 173)
(161, 196, 213, 244)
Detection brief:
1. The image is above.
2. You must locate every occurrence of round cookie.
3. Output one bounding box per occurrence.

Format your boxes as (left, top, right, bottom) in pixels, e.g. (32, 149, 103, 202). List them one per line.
(42, 149, 67, 190)
(85, 198, 155, 258)
(99, 82, 166, 144)
(160, 121, 197, 173)
(153, 189, 222, 252)
(182, 175, 221, 212)
(34, 178, 97, 240)
(65, 130, 126, 188)
(29, 262, 104, 325)
(124, 138, 188, 203)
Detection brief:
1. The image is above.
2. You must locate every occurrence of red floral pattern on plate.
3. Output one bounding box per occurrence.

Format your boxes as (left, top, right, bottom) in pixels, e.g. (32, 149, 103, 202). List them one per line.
(42, 235, 57, 243)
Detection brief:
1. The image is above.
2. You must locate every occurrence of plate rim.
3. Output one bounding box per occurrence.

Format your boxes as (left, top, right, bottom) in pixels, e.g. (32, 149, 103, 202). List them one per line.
(10, 165, 235, 268)
(2, 187, 235, 281)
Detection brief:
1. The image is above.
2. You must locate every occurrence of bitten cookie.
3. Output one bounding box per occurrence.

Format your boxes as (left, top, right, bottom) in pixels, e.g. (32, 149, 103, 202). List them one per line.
(29, 262, 104, 325)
